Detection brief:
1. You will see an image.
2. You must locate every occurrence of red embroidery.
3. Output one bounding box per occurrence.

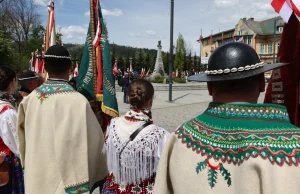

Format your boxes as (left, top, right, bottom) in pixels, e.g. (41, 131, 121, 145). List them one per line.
(0, 105, 14, 156)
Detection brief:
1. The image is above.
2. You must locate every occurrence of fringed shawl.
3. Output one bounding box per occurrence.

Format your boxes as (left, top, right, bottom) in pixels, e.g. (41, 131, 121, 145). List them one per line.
(104, 117, 169, 185)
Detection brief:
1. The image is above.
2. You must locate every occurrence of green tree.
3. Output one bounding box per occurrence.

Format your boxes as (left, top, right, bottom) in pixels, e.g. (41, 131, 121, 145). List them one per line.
(0, 30, 15, 65)
(111, 46, 116, 67)
(163, 52, 169, 74)
(174, 33, 186, 71)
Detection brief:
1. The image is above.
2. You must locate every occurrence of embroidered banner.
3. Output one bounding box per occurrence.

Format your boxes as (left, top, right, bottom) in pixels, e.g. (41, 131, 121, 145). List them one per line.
(264, 14, 300, 126)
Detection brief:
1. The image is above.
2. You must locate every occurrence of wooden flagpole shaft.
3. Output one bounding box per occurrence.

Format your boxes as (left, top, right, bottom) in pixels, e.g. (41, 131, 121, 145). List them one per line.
(90, 0, 98, 111)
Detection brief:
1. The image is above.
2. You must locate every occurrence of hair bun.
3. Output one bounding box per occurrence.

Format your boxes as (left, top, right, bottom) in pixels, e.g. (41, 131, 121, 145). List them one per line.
(128, 79, 154, 109)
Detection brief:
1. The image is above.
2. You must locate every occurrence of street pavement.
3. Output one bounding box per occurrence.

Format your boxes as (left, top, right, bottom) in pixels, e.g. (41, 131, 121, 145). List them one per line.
(116, 88, 266, 133)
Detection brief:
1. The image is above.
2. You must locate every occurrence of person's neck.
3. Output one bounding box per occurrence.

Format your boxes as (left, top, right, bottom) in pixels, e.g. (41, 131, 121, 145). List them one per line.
(212, 95, 258, 104)
(48, 74, 69, 81)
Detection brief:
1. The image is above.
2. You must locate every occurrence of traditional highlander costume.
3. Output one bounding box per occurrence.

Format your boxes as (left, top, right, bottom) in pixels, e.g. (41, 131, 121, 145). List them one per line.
(102, 107, 170, 194)
(154, 42, 300, 194)
(0, 92, 24, 194)
(17, 47, 108, 194)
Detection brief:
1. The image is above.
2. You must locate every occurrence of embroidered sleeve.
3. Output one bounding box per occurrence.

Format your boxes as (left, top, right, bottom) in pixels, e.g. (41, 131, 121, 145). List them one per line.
(0, 109, 20, 158)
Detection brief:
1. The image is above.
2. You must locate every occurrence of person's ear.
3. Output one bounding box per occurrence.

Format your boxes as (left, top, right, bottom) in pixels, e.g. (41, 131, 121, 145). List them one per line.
(207, 82, 213, 96)
(259, 74, 266, 92)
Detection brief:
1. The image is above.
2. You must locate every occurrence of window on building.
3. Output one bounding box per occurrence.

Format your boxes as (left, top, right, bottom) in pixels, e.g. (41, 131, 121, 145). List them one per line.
(278, 27, 283, 33)
(268, 44, 273, 54)
(246, 37, 252, 46)
(261, 44, 265, 54)
(228, 33, 232, 38)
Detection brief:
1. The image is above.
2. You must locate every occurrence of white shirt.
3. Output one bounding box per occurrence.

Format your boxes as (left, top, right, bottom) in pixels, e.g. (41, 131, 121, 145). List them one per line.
(0, 108, 20, 158)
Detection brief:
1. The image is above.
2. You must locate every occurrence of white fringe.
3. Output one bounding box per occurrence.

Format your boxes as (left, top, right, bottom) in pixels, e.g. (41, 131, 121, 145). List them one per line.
(103, 123, 168, 185)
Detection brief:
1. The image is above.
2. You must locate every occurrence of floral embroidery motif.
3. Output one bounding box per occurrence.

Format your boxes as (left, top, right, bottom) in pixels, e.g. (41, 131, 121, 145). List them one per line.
(132, 185, 142, 193)
(176, 103, 300, 167)
(65, 181, 90, 194)
(37, 93, 48, 104)
(146, 183, 154, 193)
(196, 159, 232, 188)
(35, 81, 75, 104)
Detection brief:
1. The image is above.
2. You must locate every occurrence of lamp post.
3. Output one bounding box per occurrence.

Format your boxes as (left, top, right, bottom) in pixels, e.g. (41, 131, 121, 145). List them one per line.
(273, 19, 280, 63)
(169, 0, 174, 102)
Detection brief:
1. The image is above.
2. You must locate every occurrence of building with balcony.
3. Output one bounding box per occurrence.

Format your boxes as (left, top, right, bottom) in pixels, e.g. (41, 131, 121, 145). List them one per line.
(199, 16, 284, 65)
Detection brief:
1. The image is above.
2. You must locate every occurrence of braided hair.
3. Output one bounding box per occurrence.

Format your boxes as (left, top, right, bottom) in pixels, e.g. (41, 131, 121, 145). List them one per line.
(0, 66, 16, 91)
(128, 79, 154, 109)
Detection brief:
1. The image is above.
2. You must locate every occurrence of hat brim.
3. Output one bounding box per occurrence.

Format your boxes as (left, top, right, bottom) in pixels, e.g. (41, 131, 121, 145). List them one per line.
(188, 63, 288, 82)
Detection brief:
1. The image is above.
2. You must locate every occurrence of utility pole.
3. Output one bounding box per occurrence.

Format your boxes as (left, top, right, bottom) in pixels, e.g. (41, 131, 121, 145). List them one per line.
(273, 19, 278, 63)
(169, 0, 174, 102)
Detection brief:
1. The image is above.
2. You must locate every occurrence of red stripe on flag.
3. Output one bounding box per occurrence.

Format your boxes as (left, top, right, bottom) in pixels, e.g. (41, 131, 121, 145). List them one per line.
(271, 0, 286, 13)
(290, 0, 300, 17)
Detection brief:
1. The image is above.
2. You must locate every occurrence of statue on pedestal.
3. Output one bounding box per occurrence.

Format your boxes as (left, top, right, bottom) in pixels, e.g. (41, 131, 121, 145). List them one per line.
(151, 40, 165, 78)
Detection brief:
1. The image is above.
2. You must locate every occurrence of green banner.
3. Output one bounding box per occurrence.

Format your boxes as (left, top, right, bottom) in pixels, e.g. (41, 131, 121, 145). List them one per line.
(101, 39, 119, 117)
(77, 26, 94, 101)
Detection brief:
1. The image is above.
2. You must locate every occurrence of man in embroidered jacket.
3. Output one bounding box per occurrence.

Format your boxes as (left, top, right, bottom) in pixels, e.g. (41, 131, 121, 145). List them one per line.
(154, 42, 300, 194)
(17, 45, 108, 194)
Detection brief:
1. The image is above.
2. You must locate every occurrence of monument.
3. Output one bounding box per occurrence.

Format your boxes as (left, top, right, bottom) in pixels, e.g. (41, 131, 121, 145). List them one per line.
(152, 40, 165, 78)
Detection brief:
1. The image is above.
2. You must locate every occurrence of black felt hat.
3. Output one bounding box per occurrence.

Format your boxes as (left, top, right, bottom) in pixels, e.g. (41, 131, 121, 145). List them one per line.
(188, 42, 287, 82)
(18, 71, 39, 81)
(44, 45, 71, 62)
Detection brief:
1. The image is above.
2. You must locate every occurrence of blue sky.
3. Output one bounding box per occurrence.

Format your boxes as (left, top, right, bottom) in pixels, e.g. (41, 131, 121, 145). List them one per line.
(34, 0, 277, 55)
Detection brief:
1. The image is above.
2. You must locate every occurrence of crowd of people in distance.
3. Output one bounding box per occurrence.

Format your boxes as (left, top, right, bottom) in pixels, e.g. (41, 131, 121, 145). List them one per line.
(1, 42, 300, 194)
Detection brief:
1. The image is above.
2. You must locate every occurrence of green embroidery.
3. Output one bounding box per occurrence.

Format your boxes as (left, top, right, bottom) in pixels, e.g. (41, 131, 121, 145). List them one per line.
(65, 182, 90, 194)
(195, 159, 232, 188)
(208, 169, 218, 188)
(177, 103, 300, 166)
(37, 93, 48, 104)
(220, 164, 232, 186)
(35, 81, 75, 104)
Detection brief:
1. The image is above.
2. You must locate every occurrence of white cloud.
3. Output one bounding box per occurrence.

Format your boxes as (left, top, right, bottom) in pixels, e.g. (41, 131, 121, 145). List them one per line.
(66, 35, 73, 39)
(33, 0, 47, 6)
(128, 33, 141, 37)
(146, 30, 157, 36)
(84, 9, 123, 17)
(61, 26, 87, 35)
(102, 9, 123, 16)
(214, 0, 239, 8)
(84, 11, 90, 17)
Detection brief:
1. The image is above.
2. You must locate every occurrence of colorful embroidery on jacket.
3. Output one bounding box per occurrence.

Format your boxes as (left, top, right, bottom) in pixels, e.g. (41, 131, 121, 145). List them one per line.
(35, 80, 75, 104)
(102, 173, 155, 194)
(176, 103, 300, 167)
(65, 181, 90, 194)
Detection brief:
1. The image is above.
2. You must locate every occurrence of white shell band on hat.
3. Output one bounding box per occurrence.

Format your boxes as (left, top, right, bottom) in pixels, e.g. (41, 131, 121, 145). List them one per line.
(44, 55, 71, 59)
(205, 62, 265, 75)
(18, 76, 40, 81)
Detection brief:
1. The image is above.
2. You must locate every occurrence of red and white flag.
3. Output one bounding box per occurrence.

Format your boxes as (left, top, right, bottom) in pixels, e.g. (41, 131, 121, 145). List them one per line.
(74, 62, 79, 77)
(93, 0, 102, 47)
(48, 0, 56, 47)
(112, 60, 118, 76)
(130, 61, 133, 72)
(237, 37, 244, 43)
(146, 68, 151, 76)
(29, 52, 35, 71)
(176, 69, 179, 77)
(140, 68, 146, 78)
(271, 0, 300, 22)
(34, 55, 40, 73)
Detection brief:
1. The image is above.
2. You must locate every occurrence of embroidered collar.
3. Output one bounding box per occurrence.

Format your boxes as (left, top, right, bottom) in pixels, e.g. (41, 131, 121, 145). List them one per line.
(35, 81, 75, 104)
(205, 102, 290, 122)
(0, 91, 16, 107)
(124, 107, 153, 123)
(176, 102, 300, 167)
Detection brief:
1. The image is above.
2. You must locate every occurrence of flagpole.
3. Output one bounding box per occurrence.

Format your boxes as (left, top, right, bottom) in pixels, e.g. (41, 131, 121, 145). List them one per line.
(169, 0, 174, 102)
(90, 0, 98, 110)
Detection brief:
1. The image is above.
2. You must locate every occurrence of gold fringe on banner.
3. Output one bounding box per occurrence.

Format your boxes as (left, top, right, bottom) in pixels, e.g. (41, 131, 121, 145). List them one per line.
(101, 103, 119, 118)
(96, 94, 103, 102)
